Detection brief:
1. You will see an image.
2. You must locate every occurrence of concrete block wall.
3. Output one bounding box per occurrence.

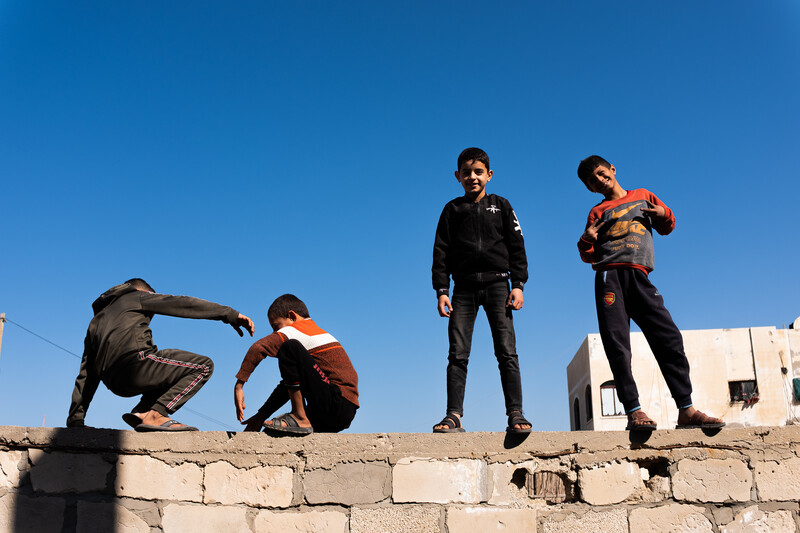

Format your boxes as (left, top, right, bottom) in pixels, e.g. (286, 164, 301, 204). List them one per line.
(2, 426, 800, 532)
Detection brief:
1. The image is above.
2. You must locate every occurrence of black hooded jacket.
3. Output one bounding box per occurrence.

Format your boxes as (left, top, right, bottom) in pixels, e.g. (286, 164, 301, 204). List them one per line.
(67, 283, 240, 427)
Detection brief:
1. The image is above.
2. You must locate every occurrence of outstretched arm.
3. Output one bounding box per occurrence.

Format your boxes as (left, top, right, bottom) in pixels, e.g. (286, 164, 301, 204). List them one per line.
(67, 334, 100, 427)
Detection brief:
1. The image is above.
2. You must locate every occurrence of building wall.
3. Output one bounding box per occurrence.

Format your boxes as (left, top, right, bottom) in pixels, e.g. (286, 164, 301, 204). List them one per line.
(567, 326, 800, 431)
(2, 426, 800, 532)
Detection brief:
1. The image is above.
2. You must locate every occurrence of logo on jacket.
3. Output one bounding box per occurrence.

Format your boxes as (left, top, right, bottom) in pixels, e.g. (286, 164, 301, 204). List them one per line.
(486, 205, 500, 214)
(604, 292, 615, 305)
(512, 210, 523, 236)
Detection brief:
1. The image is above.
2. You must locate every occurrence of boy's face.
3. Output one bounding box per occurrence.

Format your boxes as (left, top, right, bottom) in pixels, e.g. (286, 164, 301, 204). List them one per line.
(584, 164, 617, 195)
(455, 159, 492, 201)
(269, 316, 292, 332)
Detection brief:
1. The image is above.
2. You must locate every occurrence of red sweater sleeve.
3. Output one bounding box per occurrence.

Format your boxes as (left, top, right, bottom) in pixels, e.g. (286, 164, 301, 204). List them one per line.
(235, 332, 286, 382)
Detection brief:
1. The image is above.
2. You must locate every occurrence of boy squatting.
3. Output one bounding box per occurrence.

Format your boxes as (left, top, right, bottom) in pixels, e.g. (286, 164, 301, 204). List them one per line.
(577, 155, 724, 431)
(432, 147, 531, 434)
(68, 278, 254, 431)
(234, 294, 359, 435)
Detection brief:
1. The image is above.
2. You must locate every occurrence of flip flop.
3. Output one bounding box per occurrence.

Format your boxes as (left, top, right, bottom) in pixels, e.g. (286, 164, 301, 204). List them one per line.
(263, 413, 313, 436)
(121, 412, 143, 429)
(433, 413, 465, 433)
(506, 411, 532, 434)
(135, 419, 198, 432)
(676, 410, 725, 429)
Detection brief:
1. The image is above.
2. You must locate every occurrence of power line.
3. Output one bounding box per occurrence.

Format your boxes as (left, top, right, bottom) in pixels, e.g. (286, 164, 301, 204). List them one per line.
(2, 316, 236, 431)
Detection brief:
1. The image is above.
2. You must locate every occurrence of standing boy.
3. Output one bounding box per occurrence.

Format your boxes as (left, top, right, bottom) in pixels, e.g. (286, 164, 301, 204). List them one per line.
(234, 294, 359, 435)
(577, 155, 724, 430)
(68, 278, 254, 431)
(432, 147, 531, 433)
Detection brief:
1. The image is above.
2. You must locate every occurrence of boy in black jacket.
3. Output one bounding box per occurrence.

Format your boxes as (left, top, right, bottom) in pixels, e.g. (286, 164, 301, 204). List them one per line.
(432, 147, 531, 433)
(67, 278, 254, 431)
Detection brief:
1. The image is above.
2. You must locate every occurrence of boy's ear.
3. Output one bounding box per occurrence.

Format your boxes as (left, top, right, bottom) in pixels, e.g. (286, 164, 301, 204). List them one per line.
(454, 170, 461, 182)
(287, 310, 301, 322)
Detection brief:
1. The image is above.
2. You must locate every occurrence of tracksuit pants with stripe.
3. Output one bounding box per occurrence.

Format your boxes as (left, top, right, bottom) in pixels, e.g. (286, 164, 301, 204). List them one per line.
(104, 349, 213, 416)
(595, 268, 692, 413)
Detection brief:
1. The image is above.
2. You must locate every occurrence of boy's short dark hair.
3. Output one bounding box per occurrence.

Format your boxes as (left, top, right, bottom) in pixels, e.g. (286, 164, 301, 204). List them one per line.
(125, 278, 155, 293)
(457, 147, 490, 171)
(577, 155, 612, 184)
(267, 294, 310, 321)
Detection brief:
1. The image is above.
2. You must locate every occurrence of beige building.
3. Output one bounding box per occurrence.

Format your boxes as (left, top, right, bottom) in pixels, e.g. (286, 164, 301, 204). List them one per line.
(567, 320, 800, 431)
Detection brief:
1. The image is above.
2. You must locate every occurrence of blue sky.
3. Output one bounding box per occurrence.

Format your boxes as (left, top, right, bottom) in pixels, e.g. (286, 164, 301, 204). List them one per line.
(1, 2, 798, 433)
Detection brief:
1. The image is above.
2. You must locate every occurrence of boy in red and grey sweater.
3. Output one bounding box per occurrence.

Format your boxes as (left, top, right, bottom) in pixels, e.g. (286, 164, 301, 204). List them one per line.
(234, 294, 358, 435)
(577, 155, 723, 431)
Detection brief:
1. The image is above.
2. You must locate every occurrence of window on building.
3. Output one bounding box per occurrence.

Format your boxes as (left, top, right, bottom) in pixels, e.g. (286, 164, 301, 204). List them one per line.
(600, 380, 625, 416)
(573, 398, 581, 430)
(585, 384, 593, 422)
(729, 380, 759, 404)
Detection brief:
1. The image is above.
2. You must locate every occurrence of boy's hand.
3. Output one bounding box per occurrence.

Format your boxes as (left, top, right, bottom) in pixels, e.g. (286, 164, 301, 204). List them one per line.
(506, 288, 524, 310)
(582, 218, 606, 243)
(437, 295, 453, 317)
(234, 381, 247, 422)
(641, 203, 666, 220)
(231, 313, 255, 337)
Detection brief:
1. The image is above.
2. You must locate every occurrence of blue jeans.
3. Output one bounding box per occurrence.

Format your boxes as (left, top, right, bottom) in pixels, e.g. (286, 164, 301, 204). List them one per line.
(447, 280, 523, 416)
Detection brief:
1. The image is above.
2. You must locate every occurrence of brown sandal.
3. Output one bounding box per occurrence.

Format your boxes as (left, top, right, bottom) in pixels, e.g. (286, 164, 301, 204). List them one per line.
(625, 411, 657, 431)
(676, 410, 725, 429)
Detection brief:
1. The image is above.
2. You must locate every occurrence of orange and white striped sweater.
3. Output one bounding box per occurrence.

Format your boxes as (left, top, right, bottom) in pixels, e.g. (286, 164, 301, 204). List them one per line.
(236, 319, 359, 407)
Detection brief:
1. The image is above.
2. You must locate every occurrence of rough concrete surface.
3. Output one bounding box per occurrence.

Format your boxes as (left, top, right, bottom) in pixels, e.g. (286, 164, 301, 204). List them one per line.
(672, 458, 752, 503)
(303, 461, 391, 505)
(349, 505, 442, 533)
(2, 425, 800, 532)
(203, 460, 293, 507)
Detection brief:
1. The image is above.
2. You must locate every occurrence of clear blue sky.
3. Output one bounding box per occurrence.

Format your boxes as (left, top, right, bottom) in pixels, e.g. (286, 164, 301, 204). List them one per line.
(1, 2, 798, 433)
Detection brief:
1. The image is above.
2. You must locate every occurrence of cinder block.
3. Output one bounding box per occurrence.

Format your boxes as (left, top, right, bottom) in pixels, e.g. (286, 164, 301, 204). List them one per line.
(629, 503, 713, 533)
(754, 458, 800, 500)
(541, 508, 627, 533)
(76, 501, 149, 533)
(29, 450, 111, 494)
(487, 461, 537, 505)
(115, 455, 202, 502)
(0, 451, 24, 489)
(672, 459, 751, 502)
(254, 509, 348, 533)
(578, 461, 641, 505)
(720, 505, 796, 533)
(447, 506, 536, 532)
(161, 503, 247, 533)
(350, 505, 442, 533)
(0, 492, 65, 533)
(204, 461, 293, 507)
(393, 457, 487, 504)
(303, 462, 391, 505)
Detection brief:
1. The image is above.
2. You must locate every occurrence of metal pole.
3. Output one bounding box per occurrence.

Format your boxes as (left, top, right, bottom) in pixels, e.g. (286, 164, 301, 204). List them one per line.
(0, 313, 5, 361)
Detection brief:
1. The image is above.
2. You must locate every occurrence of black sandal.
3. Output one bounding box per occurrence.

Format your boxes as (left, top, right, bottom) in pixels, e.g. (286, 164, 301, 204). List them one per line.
(433, 413, 465, 433)
(507, 411, 532, 434)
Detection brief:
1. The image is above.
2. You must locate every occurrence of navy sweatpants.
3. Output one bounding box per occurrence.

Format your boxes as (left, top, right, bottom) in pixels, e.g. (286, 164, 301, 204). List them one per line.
(595, 268, 692, 413)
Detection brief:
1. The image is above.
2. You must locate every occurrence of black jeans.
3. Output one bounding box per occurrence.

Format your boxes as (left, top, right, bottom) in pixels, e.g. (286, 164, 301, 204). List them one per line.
(447, 280, 523, 416)
(105, 349, 213, 416)
(277, 339, 357, 432)
(595, 268, 693, 412)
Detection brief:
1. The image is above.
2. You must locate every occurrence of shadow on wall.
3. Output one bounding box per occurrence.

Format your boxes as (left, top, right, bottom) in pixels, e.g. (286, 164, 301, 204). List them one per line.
(7, 427, 128, 533)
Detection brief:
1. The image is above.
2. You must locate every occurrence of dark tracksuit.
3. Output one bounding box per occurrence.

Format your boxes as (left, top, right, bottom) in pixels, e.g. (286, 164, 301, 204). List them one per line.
(432, 193, 528, 416)
(67, 283, 241, 427)
(578, 188, 692, 413)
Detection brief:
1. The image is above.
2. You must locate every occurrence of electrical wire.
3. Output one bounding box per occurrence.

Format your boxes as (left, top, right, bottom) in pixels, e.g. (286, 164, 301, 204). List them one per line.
(2, 316, 236, 431)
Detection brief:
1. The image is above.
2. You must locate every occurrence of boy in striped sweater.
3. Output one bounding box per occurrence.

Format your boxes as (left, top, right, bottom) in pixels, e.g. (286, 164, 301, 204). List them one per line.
(234, 294, 359, 435)
(577, 155, 723, 431)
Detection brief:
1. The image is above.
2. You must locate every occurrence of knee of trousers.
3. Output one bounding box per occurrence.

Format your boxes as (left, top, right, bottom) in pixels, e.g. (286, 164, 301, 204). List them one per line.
(447, 351, 470, 365)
